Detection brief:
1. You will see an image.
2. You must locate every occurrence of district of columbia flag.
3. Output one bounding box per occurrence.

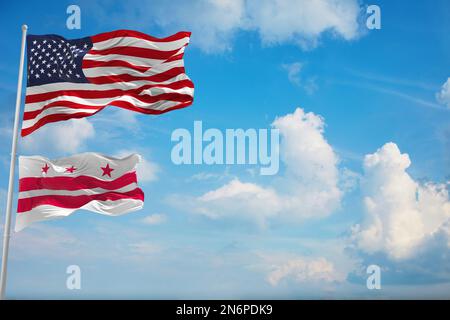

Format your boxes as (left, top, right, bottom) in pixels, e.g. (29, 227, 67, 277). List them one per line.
(22, 29, 194, 136)
(15, 153, 145, 232)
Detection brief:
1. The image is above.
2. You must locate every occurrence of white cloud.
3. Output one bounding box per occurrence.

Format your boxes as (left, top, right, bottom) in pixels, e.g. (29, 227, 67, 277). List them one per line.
(20, 118, 94, 154)
(174, 108, 343, 226)
(282, 62, 318, 94)
(246, 0, 361, 49)
(436, 77, 450, 108)
(197, 179, 282, 226)
(266, 256, 345, 286)
(152, 0, 246, 53)
(352, 142, 450, 260)
(141, 213, 167, 225)
(283, 62, 303, 86)
(92, 0, 362, 53)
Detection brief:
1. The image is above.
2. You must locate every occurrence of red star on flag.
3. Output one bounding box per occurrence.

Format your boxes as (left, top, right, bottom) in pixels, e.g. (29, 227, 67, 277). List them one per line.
(41, 163, 49, 174)
(65, 165, 76, 173)
(101, 163, 114, 177)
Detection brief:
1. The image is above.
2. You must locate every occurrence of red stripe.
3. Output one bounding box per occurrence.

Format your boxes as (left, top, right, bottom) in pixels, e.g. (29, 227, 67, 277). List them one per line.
(21, 111, 103, 137)
(91, 30, 191, 44)
(25, 79, 194, 104)
(24, 102, 101, 120)
(86, 67, 186, 85)
(88, 46, 182, 60)
(24, 92, 193, 121)
(17, 188, 144, 213)
(21, 99, 193, 137)
(108, 100, 193, 115)
(164, 53, 185, 63)
(82, 59, 150, 72)
(19, 171, 138, 192)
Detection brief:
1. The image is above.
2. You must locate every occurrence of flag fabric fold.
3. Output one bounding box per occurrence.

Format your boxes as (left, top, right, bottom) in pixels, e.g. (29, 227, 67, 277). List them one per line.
(15, 152, 144, 231)
(22, 29, 194, 136)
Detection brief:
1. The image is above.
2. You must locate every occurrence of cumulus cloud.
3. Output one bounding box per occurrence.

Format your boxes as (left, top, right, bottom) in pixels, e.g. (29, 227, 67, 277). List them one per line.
(436, 78, 450, 108)
(266, 256, 345, 286)
(352, 142, 450, 260)
(152, 0, 246, 53)
(91, 0, 362, 53)
(197, 179, 282, 226)
(172, 108, 342, 226)
(246, 0, 361, 49)
(20, 118, 94, 154)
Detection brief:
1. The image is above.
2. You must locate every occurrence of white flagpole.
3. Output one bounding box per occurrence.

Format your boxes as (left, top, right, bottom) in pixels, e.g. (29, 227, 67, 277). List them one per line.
(0, 24, 28, 300)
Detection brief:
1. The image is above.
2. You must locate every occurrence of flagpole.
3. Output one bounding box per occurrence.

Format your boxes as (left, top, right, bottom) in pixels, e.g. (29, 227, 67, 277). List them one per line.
(0, 24, 28, 300)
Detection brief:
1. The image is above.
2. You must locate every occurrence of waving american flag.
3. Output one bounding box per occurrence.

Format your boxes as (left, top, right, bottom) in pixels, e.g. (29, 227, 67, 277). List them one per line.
(22, 30, 194, 136)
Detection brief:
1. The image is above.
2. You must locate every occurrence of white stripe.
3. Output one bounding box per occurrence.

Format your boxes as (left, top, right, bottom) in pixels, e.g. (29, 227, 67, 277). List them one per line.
(92, 36, 190, 52)
(15, 198, 144, 232)
(82, 59, 184, 78)
(25, 73, 191, 95)
(19, 183, 138, 199)
(25, 86, 194, 112)
(22, 107, 98, 128)
(22, 98, 183, 128)
(84, 47, 186, 66)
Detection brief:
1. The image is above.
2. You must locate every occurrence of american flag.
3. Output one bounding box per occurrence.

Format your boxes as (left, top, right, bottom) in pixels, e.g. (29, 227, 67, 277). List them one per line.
(22, 30, 194, 136)
(15, 153, 144, 231)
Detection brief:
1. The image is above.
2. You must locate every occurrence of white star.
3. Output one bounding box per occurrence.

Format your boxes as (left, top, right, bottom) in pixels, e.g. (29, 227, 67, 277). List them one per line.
(52, 69, 56, 73)
(32, 40, 37, 45)
(40, 68, 44, 73)
(35, 74, 40, 78)
(75, 74, 80, 78)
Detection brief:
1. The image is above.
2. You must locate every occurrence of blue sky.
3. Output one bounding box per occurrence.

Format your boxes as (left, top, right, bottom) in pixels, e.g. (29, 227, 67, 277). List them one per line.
(0, 0, 449, 299)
